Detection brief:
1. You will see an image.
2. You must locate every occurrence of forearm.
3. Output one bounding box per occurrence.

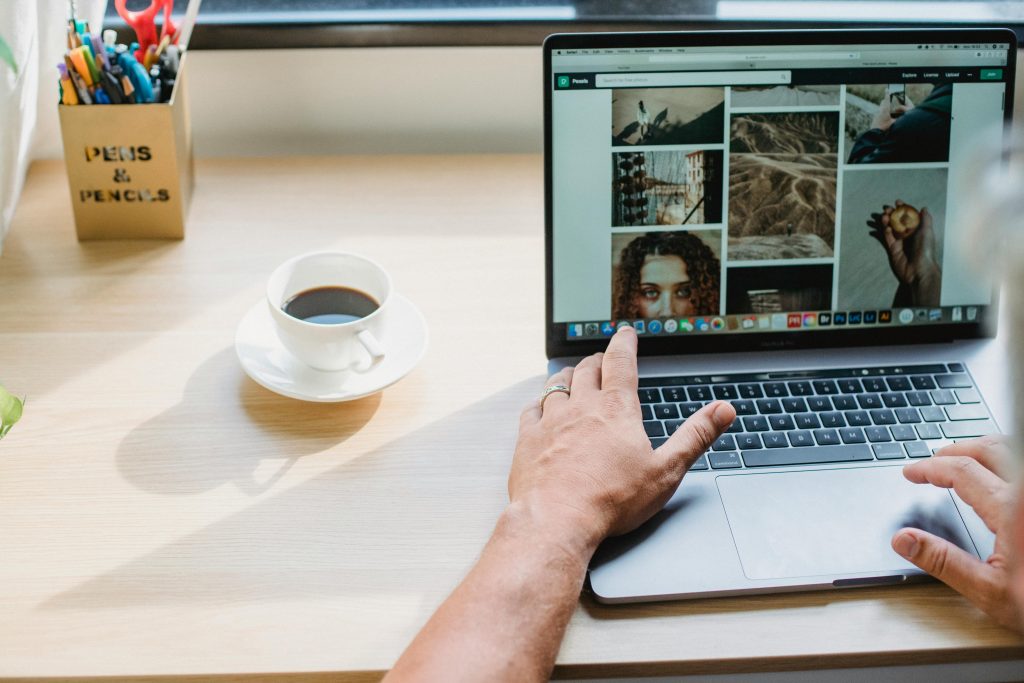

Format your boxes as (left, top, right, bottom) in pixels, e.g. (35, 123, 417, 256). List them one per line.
(911, 266, 942, 307)
(385, 500, 599, 682)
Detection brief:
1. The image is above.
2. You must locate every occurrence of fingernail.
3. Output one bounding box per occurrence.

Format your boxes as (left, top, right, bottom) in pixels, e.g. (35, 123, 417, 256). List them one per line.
(894, 532, 918, 558)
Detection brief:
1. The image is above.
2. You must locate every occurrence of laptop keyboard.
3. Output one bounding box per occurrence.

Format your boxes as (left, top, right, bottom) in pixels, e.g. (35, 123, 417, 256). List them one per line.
(639, 363, 995, 471)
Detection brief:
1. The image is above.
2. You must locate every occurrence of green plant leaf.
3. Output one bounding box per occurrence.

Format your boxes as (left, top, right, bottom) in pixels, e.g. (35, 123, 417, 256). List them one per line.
(0, 385, 24, 439)
(0, 35, 17, 76)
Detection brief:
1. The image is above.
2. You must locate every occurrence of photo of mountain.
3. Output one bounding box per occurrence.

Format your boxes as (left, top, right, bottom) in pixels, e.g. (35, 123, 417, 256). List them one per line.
(728, 112, 840, 260)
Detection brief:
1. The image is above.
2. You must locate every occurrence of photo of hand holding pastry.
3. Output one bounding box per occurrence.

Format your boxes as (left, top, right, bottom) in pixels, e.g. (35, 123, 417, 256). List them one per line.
(868, 199, 942, 306)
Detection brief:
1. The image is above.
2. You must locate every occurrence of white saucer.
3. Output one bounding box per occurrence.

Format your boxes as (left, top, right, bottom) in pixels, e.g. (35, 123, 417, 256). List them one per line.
(235, 294, 428, 402)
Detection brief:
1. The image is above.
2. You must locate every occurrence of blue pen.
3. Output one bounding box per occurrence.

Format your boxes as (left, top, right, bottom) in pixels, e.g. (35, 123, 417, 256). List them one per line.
(118, 52, 154, 102)
(93, 87, 111, 104)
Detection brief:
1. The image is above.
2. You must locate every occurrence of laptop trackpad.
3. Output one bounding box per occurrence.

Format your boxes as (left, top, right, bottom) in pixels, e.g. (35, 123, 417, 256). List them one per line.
(716, 466, 978, 580)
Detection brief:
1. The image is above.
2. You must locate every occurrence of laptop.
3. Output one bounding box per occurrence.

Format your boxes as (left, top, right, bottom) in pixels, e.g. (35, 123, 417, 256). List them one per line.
(543, 28, 1017, 602)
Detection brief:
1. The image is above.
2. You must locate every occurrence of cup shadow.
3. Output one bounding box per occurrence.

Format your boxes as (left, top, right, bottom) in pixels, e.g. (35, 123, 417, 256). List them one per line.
(50, 375, 544, 610)
(116, 347, 381, 496)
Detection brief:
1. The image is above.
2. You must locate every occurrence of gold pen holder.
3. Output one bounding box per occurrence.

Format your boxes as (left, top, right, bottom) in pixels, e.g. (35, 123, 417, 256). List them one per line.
(58, 54, 193, 240)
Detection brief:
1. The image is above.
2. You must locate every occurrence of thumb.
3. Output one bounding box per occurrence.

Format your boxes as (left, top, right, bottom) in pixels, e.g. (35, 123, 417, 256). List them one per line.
(892, 528, 991, 598)
(655, 400, 735, 471)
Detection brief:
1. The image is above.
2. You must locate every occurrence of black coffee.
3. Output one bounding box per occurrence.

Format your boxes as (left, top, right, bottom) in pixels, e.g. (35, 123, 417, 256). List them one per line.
(282, 286, 379, 325)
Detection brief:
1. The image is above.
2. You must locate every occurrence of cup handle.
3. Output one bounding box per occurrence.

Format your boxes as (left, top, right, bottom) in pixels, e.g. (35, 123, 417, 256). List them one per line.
(353, 329, 386, 373)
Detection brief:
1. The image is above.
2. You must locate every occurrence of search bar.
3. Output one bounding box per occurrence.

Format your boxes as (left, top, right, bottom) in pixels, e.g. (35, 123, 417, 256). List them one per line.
(648, 52, 859, 63)
(595, 70, 791, 88)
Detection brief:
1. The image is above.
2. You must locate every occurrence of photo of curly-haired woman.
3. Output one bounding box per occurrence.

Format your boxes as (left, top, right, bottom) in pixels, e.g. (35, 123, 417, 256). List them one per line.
(612, 230, 722, 319)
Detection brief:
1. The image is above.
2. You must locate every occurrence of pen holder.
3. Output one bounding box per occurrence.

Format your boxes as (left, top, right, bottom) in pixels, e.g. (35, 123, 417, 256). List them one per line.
(58, 54, 193, 240)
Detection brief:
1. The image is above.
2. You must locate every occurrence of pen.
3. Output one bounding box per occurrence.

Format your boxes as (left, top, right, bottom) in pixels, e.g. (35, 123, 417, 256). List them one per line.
(57, 63, 79, 105)
(66, 65, 92, 104)
(118, 52, 154, 103)
(68, 47, 93, 88)
(79, 45, 101, 86)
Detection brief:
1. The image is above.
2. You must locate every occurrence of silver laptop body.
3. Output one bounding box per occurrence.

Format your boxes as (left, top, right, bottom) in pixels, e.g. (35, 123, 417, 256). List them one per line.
(543, 28, 1017, 601)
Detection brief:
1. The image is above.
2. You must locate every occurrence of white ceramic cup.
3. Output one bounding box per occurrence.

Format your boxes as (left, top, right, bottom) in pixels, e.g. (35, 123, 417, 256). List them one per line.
(267, 252, 390, 372)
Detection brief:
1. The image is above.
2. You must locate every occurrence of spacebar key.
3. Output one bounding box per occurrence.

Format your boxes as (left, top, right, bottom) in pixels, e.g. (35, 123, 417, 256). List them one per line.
(742, 444, 874, 467)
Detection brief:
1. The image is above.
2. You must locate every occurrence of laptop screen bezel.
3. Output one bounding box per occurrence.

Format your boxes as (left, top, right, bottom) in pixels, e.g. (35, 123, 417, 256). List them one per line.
(544, 27, 1017, 360)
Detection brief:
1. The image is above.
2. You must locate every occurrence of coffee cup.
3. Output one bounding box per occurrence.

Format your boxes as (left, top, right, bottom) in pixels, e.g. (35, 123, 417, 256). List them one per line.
(267, 252, 389, 372)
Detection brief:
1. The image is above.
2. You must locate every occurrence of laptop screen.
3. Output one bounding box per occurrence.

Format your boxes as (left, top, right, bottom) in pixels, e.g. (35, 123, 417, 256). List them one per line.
(547, 32, 1014, 350)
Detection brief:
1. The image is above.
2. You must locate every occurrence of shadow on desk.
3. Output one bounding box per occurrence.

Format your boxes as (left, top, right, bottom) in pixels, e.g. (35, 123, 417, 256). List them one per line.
(116, 347, 382, 496)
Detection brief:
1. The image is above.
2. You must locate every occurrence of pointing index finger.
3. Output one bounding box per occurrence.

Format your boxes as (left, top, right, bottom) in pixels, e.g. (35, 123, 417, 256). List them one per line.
(601, 325, 639, 392)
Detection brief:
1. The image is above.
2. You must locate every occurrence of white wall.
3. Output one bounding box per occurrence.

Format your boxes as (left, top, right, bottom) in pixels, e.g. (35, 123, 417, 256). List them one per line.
(31, 46, 1023, 160)
(32, 47, 543, 159)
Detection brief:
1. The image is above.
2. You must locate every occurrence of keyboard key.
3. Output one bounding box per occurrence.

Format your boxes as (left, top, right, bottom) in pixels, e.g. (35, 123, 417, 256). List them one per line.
(782, 397, 807, 413)
(788, 381, 813, 396)
(641, 404, 653, 421)
(726, 419, 743, 434)
(813, 428, 840, 445)
(807, 396, 832, 412)
(709, 451, 742, 469)
(743, 415, 770, 432)
(762, 432, 788, 448)
(895, 408, 922, 424)
(862, 377, 887, 393)
(731, 399, 756, 416)
(886, 376, 912, 391)
(936, 374, 972, 389)
(650, 437, 667, 449)
(945, 404, 989, 421)
(764, 382, 789, 397)
(639, 388, 661, 404)
(644, 421, 665, 437)
(846, 411, 871, 427)
(665, 419, 683, 435)
(680, 402, 703, 417)
(788, 430, 814, 447)
(921, 406, 946, 422)
(687, 385, 712, 401)
(905, 441, 932, 458)
(813, 380, 839, 395)
(832, 395, 858, 411)
(865, 426, 892, 443)
(713, 435, 737, 451)
(714, 385, 739, 400)
(795, 413, 821, 429)
(857, 393, 882, 409)
(689, 454, 709, 470)
(742, 444, 873, 467)
(870, 409, 896, 425)
(955, 388, 981, 404)
(662, 386, 687, 402)
(840, 427, 866, 444)
(737, 433, 762, 450)
(941, 420, 997, 439)
(911, 375, 937, 390)
(930, 389, 955, 405)
(916, 423, 942, 440)
(819, 412, 846, 428)
(838, 378, 863, 394)
(738, 383, 763, 399)
(947, 362, 965, 373)
(873, 443, 905, 460)
(653, 403, 680, 420)
(769, 414, 796, 431)
(756, 398, 783, 414)
(881, 393, 908, 408)
(890, 425, 917, 441)
(906, 391, 932, 407)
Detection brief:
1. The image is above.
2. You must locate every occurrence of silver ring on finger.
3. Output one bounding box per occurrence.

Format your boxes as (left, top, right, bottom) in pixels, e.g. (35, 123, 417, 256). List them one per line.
(539, 384, 571, 411)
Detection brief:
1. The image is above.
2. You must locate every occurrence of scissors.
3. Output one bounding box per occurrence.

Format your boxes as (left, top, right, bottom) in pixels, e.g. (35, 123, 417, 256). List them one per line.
(115, 0, 177, 62)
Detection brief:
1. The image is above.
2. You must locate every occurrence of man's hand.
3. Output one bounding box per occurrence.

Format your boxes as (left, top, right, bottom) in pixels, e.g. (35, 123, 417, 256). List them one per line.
(871, 93, 914, 131)
(867, 199, 941, 306)
(509, 325, 736, 554)
(891, 437, 1022, 631)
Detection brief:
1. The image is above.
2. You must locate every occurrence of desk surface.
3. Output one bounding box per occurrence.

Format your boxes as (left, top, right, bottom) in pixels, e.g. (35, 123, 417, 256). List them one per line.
(1, 157, 1021, 680)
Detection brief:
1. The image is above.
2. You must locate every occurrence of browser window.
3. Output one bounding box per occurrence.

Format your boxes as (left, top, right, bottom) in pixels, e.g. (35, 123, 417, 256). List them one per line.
(549, 41, 1012, 340)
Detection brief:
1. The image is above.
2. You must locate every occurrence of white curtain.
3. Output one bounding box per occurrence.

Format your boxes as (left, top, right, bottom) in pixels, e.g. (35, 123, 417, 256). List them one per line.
(0, 0, 105, 254)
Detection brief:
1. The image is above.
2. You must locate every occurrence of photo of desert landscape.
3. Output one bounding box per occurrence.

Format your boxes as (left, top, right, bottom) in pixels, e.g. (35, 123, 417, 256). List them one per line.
(728, 112, 840, 260)
(612, 150, 723, 226)
(731, 85, 840, 108)
(612, 87, 725, 146)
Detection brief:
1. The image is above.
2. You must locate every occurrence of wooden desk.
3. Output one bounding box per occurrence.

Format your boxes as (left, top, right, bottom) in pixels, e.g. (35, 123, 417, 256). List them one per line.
(0, 158, 1021, 681)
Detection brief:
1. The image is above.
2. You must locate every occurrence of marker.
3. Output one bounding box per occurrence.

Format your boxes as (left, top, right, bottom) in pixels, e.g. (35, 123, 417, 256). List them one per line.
(68, 47, 93, 87)
(57, 63, 79, 105)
